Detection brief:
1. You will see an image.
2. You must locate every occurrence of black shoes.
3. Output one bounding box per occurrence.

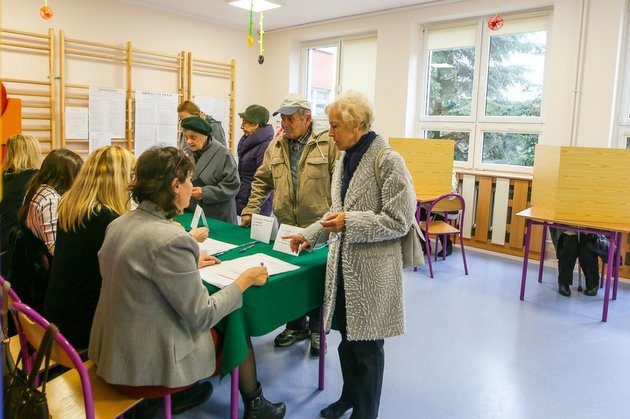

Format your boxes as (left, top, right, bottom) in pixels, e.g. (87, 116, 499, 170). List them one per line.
(242, 382, 286, 419)
(274, 328, 311, 347)
(320, 399, 353, 418)
(584, 286, 598, 296)
(558, 284, 571, 297)
(171, 381, 213, 415)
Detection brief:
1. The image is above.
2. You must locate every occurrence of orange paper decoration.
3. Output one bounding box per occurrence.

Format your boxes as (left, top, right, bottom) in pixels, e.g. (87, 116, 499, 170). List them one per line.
(39, 5, 53, 20)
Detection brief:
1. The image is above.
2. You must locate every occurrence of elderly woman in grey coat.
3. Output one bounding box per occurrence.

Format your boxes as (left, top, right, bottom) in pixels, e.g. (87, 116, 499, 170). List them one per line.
(181, 116, 240, 224)
(285, 91, 416, 419)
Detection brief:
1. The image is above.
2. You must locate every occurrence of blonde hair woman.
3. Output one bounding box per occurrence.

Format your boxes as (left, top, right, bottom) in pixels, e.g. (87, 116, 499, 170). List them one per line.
(177, 100, 227, 148)
(42, 145, 135, 350)
(0, 134, 41, 255)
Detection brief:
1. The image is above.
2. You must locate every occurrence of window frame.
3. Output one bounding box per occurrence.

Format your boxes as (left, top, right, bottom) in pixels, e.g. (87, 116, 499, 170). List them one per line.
(417, 10, 553, 174)
(615, 6, 630, 148)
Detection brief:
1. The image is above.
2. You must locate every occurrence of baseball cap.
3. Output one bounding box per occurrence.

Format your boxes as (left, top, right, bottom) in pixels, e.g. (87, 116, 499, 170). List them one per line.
(272, 93, 311, 116)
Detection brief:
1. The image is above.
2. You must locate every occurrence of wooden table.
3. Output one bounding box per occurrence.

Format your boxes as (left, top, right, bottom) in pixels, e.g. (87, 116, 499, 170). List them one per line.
(516, 207, 630, 322)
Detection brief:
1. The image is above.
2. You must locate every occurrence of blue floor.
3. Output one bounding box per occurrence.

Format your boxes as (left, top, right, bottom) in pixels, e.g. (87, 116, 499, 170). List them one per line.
(173, 248, 630, 418)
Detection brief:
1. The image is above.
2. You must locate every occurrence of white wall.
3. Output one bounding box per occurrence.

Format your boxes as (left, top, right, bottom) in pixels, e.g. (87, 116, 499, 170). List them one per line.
(1, 0, 265, 149)
(2, 0, 628, 151)
(258, 0, 628, 149)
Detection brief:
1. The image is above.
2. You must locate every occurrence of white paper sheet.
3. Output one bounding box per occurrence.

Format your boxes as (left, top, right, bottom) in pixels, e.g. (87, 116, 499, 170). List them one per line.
(88, 87, 126, 142)
(199, 253, 300, 288)
(250, 214, 276, 244)
(134, 91, 179, 155)
(88, 132, 112, 153)
(193, 96, 230, 137)
(273, 224, 305, 256)
(65, 107, 88, 139)
(198, 238, 237, 255)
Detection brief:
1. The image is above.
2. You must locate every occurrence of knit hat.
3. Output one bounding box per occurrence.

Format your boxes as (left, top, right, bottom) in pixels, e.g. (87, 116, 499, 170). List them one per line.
(272, 93, 311, 116)
(239, 105, 270, 126)
(180, 116, 212, 136)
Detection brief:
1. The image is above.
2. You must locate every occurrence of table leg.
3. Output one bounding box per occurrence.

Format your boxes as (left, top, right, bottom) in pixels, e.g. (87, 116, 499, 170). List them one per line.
(538, 225, 547, 283)
(231, 367, 239, 419)
(602, 233, 617, 322)
(318, 306, 326, 391)
(613, 232, 621, 301)
(520, 219, 533, 301)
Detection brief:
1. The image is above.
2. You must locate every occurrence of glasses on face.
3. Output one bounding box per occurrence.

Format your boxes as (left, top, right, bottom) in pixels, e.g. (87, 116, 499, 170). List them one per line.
(174, 151, 189, 174)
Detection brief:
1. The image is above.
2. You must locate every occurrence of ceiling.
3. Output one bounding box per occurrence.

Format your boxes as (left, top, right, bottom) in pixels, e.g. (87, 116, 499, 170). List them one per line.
(122, 0, 452, 31)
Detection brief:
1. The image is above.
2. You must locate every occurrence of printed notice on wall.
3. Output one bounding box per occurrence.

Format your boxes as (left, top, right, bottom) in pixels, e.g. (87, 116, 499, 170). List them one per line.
(193, 96, 230, 138)
(65, 107, 88, 140)
(134, 91, 179, 155)
(88, 87, 126, 153)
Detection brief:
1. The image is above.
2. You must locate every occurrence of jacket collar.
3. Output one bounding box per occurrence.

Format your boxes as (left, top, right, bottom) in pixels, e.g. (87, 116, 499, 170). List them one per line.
(137, 200, 169, 220)
(238, 124, 274, 156)
(192, 140, 223, 180)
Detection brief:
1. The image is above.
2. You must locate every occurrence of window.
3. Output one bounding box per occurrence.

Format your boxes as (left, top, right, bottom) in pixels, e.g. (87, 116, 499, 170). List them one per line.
(419, 13, 550, 172)
(616, 11, 630, 149)
(303, 35, 377, 131)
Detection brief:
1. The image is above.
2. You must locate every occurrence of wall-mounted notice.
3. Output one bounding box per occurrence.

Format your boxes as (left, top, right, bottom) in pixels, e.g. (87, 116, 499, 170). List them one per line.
(193, 96, 230, 137)
(134, 91, 179, 155)
(65, 107, 88, 140)
(88, 87, 125, 153)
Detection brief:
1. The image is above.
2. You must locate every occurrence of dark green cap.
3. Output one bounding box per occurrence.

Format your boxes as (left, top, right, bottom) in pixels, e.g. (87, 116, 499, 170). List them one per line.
(181, 116, 212, 136)
(239, 104, 269, 126)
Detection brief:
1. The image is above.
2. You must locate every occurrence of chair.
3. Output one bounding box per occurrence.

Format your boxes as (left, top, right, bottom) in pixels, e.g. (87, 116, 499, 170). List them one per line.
(10, 302, 146, 419)
(0, 276, 32, 373)
(419, 193, 469, 278)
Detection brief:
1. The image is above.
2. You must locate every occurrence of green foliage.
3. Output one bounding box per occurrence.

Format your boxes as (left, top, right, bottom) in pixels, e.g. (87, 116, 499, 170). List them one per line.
(482, 132, 538, 166)
(426, 131, 469, 162)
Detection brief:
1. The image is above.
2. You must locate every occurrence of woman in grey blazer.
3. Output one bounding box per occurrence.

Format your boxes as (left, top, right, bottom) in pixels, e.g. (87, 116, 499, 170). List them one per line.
(89, 147, 285, 418)
(181, 116, 240, 224)
(285, 92, 417, 419)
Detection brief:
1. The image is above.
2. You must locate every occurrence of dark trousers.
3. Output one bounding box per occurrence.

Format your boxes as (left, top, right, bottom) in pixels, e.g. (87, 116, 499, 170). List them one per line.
(557, 233, 599, 289)
(334, 272, 385, 419)
(286, 315, 320, 332)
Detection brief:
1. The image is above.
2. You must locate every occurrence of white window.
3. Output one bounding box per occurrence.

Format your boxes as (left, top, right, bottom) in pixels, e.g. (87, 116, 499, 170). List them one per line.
(616, 10, 630, 149)
(303, 35, 377, 132)
(418, 13, 550, 172)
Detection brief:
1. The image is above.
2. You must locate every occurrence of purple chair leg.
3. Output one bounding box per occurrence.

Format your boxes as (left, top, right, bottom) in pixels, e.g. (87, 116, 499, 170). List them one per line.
(434, 236, 439, 262)
(520, 219, 533, 301)
(231, 368, 239, 419)
(537, 226, 547, 283)
(602, 233, 617, 322)
(424, 233, 434, 278)
(318, 306, 326, 391)
(613, 232, 621, 300)
(600, 262, 605, 289)
(459, 232, 469, 275)
(441, 235, 447, 261)
(414, 204, 420, 272)
(164, 395, 172, 419)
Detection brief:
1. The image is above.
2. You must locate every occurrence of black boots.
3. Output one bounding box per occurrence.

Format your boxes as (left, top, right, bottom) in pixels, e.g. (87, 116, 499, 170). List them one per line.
(320, 398, 353, 418)
(241, 382, 286, 419)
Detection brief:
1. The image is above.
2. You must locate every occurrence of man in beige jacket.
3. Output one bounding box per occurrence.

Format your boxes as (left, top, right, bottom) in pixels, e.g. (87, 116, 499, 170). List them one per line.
(241, 93, 338, 355)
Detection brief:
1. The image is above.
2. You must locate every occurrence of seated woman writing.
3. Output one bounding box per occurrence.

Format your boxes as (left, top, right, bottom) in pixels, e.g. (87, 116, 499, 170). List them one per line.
(88, 146, 285, 418)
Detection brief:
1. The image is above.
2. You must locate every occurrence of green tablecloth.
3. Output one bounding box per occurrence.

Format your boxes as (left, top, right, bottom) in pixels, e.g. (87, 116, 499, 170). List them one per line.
(175, 213, 327, 378)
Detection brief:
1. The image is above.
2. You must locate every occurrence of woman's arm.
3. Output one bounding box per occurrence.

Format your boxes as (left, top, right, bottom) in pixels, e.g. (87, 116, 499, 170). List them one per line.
(29, 191, 60, 255)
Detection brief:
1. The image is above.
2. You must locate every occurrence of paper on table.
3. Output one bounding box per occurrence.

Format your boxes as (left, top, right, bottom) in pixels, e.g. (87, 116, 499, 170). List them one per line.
(250, 214, 276, 244)
(272, 224, 304, 256)
(190, 205, 208, 229)
(199, 238, 237, 255)
(199, 268, 237, 288)
(199, 253, 300, 288)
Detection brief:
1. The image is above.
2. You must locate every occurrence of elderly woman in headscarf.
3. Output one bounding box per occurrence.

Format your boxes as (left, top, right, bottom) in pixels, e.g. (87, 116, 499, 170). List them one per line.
(284, 91, 417, 419)
(180, 116, 240, 224)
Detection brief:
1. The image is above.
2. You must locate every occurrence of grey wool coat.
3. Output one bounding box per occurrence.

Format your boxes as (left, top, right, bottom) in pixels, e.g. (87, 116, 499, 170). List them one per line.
(186, 139, 240, 224)
(88, 201, 243, 387)
(303, 135, 417, 341)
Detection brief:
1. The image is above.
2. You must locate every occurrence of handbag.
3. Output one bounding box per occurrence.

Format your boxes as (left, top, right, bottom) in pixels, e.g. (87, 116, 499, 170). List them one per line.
(4, 320, 58, 419)
(374, 147, 425, 269)
(2, 282, 16, 390)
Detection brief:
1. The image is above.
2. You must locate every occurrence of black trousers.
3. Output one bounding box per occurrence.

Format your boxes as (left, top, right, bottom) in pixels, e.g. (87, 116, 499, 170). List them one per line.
(286, 315, 320, 332)
(334, 272, 385, 419)
(557, 233, 599, 289)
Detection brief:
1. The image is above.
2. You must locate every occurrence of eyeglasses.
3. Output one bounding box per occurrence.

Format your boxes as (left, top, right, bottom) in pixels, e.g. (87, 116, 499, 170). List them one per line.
(311, 230, 340, 251)
(174, 151, 189, 174)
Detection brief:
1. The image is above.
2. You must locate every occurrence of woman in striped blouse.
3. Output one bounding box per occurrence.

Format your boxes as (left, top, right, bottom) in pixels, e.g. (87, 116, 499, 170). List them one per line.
(18, 148, 83, 255)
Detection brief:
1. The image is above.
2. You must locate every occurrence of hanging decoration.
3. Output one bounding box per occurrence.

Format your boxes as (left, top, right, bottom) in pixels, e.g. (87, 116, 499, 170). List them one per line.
(257, 11, 265, 65)
(247, 0, 254, 47)
(39, 0, 53, 20)
(487, 0, 503, 31)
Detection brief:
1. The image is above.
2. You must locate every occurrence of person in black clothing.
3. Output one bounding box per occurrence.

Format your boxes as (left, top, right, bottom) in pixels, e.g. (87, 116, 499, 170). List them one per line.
(42, 145, 135, 350)
(550, 228, 600, 297)
(0, 134, 40, 260)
